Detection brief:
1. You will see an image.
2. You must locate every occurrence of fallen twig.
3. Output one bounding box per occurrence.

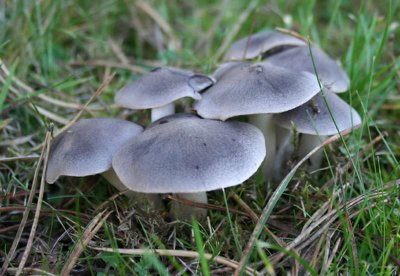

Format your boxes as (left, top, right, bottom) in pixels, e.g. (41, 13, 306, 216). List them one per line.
(90, 246, 258, 275)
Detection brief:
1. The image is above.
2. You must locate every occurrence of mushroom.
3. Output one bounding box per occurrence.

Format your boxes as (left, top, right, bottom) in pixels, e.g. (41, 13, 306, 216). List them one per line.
(273, 90, 362, 178)
(224, 30, 306, 61)
(46, 118, 159, 208)
(112, 113, 266, 219)
(194, 61, 320, 177)
(265, 45, 350, 92)
(115, 67, 215, 122)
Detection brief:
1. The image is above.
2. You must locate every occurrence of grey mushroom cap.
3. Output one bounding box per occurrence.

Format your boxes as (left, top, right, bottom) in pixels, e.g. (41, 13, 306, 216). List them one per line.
(46, 118, 144, 184)
(115, 67, 215, 109)
(194, 62, 321, 121)
(212, 62, 244, 80)
(273, 91, 362, 135)
(266, 45, 350, 93)
(112, 114, 266, 193)
(224, 30, 306, 61)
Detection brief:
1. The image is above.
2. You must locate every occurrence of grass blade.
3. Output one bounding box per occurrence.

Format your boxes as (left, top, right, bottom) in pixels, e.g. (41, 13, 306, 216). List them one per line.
(234, 128, 356, 275)
(193, 219, 210, 276)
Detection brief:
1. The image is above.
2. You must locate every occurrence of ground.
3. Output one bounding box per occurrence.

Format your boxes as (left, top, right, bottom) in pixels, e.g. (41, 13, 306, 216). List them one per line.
(0, 0, 399, 275)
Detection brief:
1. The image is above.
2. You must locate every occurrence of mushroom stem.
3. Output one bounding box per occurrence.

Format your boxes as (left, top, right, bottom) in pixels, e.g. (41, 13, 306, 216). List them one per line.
(274, 127, 327, 177)
(297, 134, 326, 172)
(170, 192, 208, 221)
(273, 127, 295, 181)
(151, 103, 175, 122)
(249, 114, 275, 179)
(102, 169, 163, 211)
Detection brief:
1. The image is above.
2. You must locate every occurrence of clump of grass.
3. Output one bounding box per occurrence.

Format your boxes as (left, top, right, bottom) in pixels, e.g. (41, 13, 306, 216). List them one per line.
(1, 0, 399, 274)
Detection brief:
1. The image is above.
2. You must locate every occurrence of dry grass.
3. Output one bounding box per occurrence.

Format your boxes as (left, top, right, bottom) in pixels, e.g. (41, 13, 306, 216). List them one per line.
(0, 0, 399, 275)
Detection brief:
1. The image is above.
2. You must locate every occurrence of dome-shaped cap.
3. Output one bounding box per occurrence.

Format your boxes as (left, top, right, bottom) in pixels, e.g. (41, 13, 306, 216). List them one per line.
(194, 62, 321, 120)
(46, 118, 143, 183)
(273, 91, 361, 135)
(266, 45, 350, 92)
(112, 114, 266, 193)
(115, 67, 215, 110)
(224, 30, 306, 61)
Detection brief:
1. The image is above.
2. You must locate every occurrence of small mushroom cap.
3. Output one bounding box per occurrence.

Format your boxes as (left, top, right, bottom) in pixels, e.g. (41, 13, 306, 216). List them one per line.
(115, 67, 215, 110)
(224, 31, 306, 61)
(273, 91, 362, 135)
(46, 118, 143, 184)
(112, 114, 266, 193)
(266, 46, 350, 92)
(194, 62, 321, 120)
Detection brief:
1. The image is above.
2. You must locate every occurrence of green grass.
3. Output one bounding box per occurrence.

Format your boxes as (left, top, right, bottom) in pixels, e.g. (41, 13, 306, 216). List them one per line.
(1, 0, 399, 275)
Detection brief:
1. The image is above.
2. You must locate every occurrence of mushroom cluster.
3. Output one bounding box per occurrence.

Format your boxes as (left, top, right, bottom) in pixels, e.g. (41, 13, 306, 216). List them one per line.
(195, 30, 361, 177)
(46, 29, 361, 219)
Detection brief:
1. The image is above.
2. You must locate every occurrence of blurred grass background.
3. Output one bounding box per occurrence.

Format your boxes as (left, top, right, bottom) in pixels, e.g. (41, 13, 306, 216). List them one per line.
(0, 0, 399, 275)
